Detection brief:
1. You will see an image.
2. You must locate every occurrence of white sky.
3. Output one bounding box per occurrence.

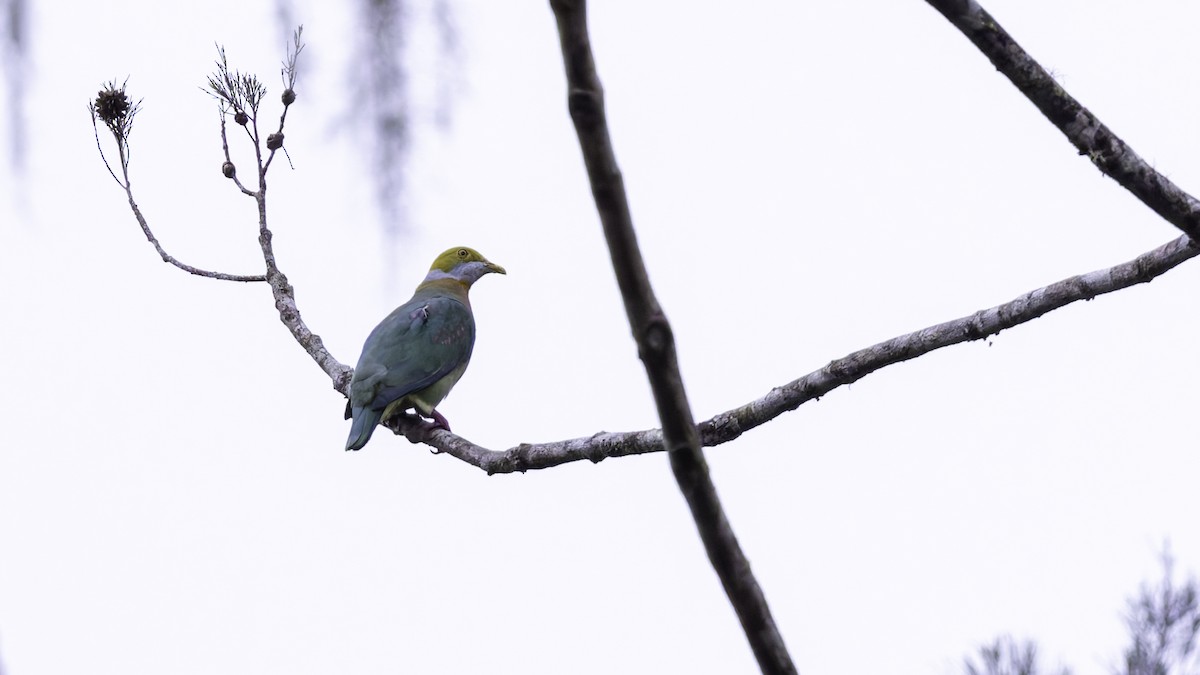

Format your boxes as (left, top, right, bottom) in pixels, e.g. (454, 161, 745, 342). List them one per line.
(2, 1, 1199, 674)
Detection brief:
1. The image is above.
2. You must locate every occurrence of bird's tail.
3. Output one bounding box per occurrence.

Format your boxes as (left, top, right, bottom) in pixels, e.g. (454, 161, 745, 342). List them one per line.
(345, 407, 383, 451)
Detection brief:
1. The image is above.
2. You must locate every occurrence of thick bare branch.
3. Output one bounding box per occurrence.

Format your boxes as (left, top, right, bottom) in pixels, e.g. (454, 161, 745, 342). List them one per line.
(250, 161, 351, 389)
(546, 1, 796, 673)
(703, 233, 1196, 445)
(925, 0, 1200, 241)
(258, 222, 353, 390)
(223, 33, 353, 392)
(407, 233, 1197, 471)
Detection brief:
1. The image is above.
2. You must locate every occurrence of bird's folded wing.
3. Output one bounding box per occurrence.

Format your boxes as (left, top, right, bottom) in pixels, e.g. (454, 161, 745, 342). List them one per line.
(356, 295, 476, 409)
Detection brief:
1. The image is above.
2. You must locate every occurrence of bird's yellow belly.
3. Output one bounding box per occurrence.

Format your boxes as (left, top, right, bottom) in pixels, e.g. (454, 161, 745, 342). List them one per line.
(380, 360, 470, 421)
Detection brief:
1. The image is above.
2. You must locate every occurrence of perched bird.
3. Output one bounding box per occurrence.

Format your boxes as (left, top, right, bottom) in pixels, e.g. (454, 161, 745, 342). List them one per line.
(344, 246, 506, 451)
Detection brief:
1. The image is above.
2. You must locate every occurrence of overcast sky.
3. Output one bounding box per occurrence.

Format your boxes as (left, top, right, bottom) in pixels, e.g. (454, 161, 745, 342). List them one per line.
(2, 1, 1199, 674)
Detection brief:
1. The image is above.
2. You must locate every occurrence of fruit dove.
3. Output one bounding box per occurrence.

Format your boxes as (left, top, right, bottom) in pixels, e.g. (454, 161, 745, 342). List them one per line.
(344, 246, 505, 450)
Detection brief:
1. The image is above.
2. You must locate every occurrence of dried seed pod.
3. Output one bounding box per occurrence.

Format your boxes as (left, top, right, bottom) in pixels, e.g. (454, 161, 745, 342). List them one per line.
(94, 88, 131, 125)
(234, 111, 249, 126)
(266, 133, 284, 150)
(281, 89, 296, 106)
(222, 161, 236, 178)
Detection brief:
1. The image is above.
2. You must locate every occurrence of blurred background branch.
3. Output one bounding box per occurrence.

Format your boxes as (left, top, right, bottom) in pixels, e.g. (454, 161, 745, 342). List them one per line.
(964, 547, 1200, 675)
(1, 0, 26, 172)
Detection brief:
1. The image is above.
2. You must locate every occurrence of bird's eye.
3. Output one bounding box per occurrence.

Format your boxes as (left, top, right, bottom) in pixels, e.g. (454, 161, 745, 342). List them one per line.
(457, 248, 468, 258)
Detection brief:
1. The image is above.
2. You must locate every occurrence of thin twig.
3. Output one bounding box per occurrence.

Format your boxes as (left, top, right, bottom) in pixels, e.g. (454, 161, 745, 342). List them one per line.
(90, 111, 124, 188)
(401, 233, 1197, 473)
(264, 28, 302, 174)
(91, 81, 264, 282)
(925, 0, 1200, 241)
(218, 111, 257, 196)
(546, 2, 796, 673)
(120, 178, 267, 282)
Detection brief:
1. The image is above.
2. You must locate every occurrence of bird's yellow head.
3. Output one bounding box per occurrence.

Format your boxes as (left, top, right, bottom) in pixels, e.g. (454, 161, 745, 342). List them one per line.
(424, 246, 506, 286)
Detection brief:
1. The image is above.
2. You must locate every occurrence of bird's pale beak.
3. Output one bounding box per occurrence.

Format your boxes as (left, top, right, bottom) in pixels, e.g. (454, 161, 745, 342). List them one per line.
(486, 261, 507, 275)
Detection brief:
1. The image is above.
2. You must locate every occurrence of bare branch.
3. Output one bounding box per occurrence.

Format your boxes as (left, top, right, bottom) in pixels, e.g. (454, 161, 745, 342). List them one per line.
(217, 110, 257, 196)
(89, 106, 124, 188)
(261, 27, 302, 174)
(547, 1, 796, 673)
(403, 233, 1197, 472)
(925, 0, 1200, 241)
(204, 30, 351, 391)
(91, 81, 264, 283)
(259, 226, 353, 390)
(95, 32, 345, 386)
(701, 234, 1197, 447)
(120, 185, 267, 282)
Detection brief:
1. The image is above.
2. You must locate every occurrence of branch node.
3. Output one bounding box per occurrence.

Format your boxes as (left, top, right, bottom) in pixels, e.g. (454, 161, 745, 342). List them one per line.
(567, 88, 602, 125)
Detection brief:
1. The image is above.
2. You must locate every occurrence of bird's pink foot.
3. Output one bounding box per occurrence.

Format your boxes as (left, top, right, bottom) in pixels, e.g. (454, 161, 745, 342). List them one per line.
(393, 411, 451, 444)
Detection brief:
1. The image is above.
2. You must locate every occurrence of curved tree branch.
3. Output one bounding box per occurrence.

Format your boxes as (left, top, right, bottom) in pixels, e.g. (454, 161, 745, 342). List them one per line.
(925, 0, 1200, 241)
(255, 193, 352, 391)
(122, 183, 267, 283)
(546, 2, 796, 673)
(404, 233, 1196, 473)
(90, 84, 266, 283)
